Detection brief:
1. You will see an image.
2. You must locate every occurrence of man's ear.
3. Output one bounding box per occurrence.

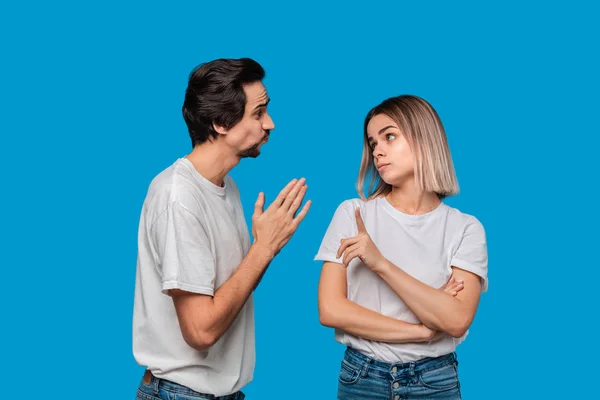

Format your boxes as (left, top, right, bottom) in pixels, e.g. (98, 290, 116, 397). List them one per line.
(213, 122, 228, 135)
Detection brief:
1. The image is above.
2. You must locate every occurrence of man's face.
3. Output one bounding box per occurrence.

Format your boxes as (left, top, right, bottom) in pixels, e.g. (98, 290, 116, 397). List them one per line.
(225, 81, 275, 159)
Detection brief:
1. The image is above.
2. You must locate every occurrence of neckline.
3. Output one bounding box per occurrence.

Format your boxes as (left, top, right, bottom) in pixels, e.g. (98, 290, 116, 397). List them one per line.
(179, 158, 226, 197)
(380, 196, 446, 221)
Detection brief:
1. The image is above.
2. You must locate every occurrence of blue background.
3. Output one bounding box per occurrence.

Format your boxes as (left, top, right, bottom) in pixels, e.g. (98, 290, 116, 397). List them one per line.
(1, 1, 598, 398)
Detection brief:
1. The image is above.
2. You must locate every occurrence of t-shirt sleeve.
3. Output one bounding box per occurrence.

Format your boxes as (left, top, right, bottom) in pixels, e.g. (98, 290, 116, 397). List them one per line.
(314, 200, 358, 264)
(451, 216, 489, 292)
(152, 202, 216, 296)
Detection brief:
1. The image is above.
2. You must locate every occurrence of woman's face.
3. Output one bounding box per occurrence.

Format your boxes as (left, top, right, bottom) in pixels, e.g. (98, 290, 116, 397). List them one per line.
(366, 113, 415, 186)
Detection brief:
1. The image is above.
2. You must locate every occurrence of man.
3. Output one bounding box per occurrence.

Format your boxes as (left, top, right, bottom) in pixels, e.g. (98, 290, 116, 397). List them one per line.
(133, 58, 310, 399)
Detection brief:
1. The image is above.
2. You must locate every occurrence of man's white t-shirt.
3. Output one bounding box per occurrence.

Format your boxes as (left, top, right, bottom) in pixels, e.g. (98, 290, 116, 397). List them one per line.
(133, 158, 254, 396)
(314, 197, 488, 363)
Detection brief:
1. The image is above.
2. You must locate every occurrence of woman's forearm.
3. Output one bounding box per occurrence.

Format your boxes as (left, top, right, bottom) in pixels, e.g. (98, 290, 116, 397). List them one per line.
(319, 296, 432, 343)
(376, 259, 478, 337)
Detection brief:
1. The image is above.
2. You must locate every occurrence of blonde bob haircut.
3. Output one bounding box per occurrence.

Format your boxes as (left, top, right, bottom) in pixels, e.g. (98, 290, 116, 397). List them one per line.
(357, 95, 459, 200)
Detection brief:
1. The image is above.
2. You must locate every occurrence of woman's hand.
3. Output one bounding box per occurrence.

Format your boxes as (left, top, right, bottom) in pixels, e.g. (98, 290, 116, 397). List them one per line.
(442, 276, 464, 297)
(416, 324, 444, 342)
(337, 208, 386, 272)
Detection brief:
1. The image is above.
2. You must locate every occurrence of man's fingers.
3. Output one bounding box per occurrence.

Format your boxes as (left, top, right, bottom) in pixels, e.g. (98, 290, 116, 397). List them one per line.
(282, 178, 306, 210)
(288, 184, 308, 215)
(253, 192, 265, 217)
(292, 200, 312, 227)
(271, 179, 299, 208)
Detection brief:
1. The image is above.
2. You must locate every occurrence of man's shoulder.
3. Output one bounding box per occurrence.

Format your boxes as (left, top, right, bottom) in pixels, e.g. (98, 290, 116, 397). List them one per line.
(144, 160, 206, 214)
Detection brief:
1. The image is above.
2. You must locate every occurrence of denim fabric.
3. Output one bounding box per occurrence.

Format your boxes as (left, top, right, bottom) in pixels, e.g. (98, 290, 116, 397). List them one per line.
(338, 347, 461, 400)
(136, 373, 245, 400)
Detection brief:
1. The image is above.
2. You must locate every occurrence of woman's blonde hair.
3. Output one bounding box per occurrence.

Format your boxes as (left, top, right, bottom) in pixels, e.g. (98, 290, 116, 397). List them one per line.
(357, 95, 459, 200)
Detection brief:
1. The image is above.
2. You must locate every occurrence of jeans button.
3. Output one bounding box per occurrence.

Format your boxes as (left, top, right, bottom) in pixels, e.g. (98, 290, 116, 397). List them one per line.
(394, 396, 400, 400)
(393, 382, 400, 389)
(392, 366, 398, 374)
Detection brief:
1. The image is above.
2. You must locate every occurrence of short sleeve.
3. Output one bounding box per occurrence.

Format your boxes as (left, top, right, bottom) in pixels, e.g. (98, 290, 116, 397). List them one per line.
(451, 216, 489, 292)
(152, 202, 216, 296)
(314, 200, 359, 264)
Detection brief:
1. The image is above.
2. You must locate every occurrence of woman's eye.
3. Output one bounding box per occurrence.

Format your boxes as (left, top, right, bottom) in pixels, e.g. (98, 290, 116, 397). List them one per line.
(386, 133, 396, 140)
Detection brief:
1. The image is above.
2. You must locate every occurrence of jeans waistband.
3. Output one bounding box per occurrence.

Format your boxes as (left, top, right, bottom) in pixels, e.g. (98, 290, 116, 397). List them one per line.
(343, 347, 458, 379)
(141, 370, 243, 400)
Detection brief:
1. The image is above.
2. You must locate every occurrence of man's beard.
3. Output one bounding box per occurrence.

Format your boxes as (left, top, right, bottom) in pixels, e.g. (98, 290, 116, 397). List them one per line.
(237, 132, 269, 159)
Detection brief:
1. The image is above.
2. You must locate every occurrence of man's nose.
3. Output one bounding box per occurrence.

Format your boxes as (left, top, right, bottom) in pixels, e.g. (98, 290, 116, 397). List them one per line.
(263, 112, 275, 130)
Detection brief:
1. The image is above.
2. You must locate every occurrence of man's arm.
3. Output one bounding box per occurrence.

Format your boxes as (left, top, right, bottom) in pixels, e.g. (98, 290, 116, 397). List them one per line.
(170, 243, 273, 351)
(170, 178, 311, 351)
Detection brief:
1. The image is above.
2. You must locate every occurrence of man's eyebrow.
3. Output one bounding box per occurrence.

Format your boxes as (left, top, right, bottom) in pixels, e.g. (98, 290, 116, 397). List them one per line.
(253, 98, 270, 110)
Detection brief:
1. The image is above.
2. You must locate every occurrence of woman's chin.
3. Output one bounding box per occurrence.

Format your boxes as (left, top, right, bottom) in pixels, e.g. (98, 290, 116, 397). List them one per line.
(378, 173, 411, 188)
(378, 175, 394, 186)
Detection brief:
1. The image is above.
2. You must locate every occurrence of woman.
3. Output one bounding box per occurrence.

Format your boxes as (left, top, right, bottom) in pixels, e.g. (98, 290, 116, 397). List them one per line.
(315, 95, 488, 399)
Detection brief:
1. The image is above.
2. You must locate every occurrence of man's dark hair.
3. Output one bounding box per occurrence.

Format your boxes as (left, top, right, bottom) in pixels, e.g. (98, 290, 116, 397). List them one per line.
(182, 58, 265, 147)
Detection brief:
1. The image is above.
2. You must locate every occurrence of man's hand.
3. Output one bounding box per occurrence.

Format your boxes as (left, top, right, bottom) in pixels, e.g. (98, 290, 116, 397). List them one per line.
(252, 178, 311, 256)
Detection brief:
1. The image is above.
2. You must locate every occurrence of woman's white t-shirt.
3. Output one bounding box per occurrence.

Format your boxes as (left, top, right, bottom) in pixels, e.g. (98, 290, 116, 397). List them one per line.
(314, 197, 488, 363)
